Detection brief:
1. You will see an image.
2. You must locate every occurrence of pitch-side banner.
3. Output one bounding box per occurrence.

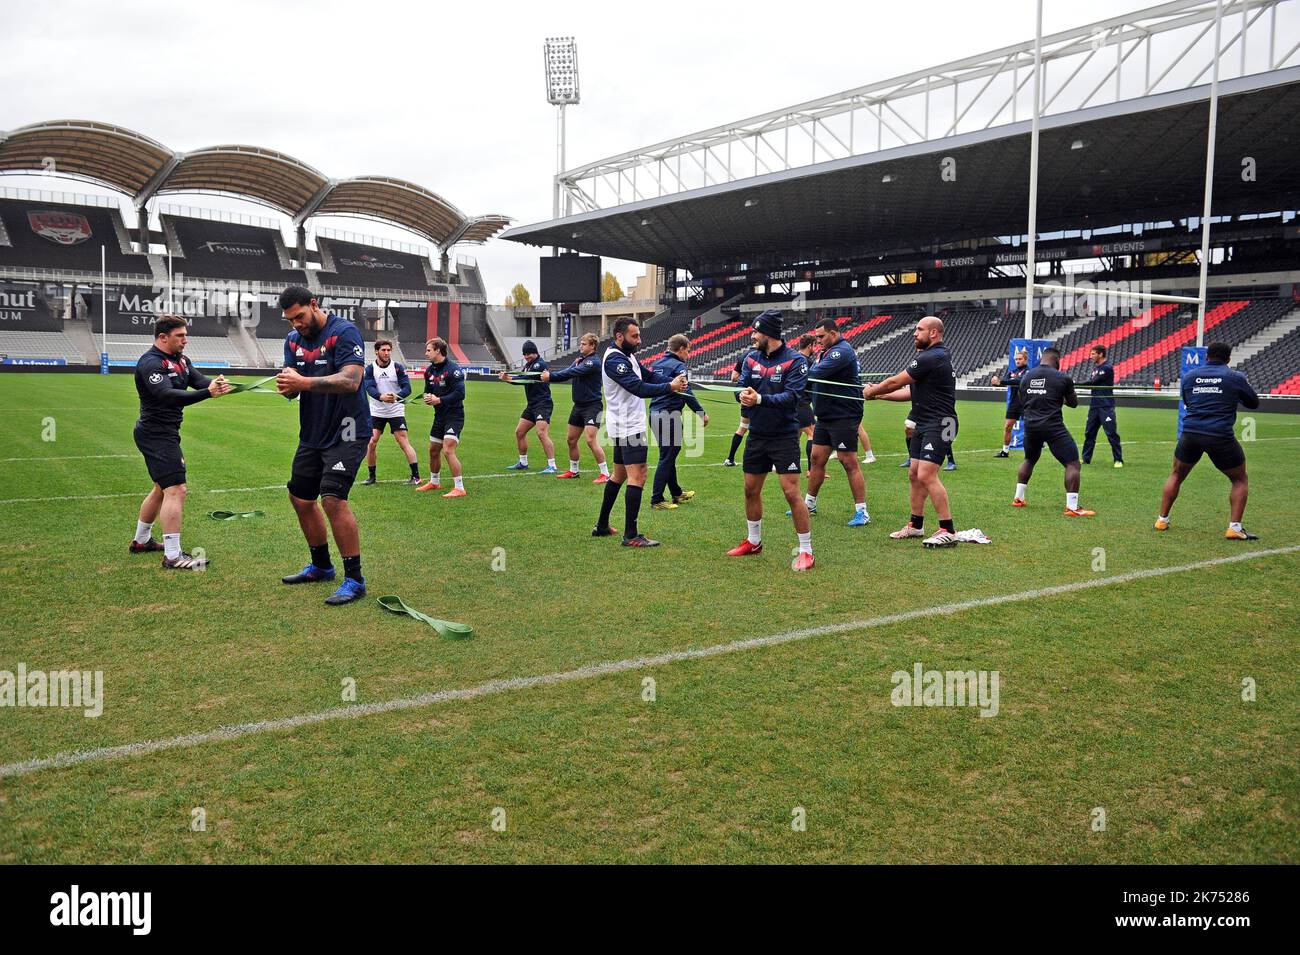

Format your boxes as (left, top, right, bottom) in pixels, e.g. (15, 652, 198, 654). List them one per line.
(1008, 338, 1052, 450)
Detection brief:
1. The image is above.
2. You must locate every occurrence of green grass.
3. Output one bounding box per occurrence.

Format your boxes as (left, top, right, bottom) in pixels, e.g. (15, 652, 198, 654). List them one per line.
(0, 372, 1297, 863)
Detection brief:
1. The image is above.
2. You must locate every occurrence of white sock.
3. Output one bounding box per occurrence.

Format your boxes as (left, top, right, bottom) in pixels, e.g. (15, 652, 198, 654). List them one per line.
(1002, 444, 1010, 452)
(1067, 492, 1079, 510)
(797, 531, 812, 555)
(163, 533, 181, 560)
(569, 460, 580, 472)
(1230, 521, 1243, 532)
(746, 520, 762, 545)
(804, 494, 817, 508)
(134, 520, 154, 544)
(431, 471, 440, 485)
(599, 462, 610, 476)
(519, 454, 528, 466)
(547, 458, 556, 469)
(1015, 483, 1028, 500)
(454, 476, 464, 490)
(1159, 514, 1170, 522)
(855, 502, 867, 514)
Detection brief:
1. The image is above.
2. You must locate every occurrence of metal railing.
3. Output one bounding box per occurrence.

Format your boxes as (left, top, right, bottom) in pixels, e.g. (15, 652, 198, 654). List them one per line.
(314, 226, 430, 258)
(556, 0, 1300, 212)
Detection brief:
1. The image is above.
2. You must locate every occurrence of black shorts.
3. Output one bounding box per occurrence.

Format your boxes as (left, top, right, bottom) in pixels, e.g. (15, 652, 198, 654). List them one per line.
(1175, 431, 1245, 472)
(372, 416, 407, 434)
(568, 401, 603, 429)
(288, 437, 368, 501)
(908, 422, 957, 464)
(1024, 426, 1079, 466)
(430, 412, 465, 444)
(797, 403, 814, 430)
(1005, 399, 1023, 421)
(743, 432, 802, 476)
(612, 432, 649, 466)
(522, 403, 553, 424)
(812, 417, 860, 453)
(134, 424, 186, 489)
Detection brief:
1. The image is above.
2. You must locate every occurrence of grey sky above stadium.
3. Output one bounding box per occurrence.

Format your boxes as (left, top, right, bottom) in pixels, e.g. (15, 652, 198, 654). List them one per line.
(0, 0, 1149, 304)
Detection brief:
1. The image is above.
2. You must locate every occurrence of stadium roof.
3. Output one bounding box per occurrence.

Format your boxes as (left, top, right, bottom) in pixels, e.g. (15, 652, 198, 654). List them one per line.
(502, 67, 1300, 272)
(0, 119, 510, 248)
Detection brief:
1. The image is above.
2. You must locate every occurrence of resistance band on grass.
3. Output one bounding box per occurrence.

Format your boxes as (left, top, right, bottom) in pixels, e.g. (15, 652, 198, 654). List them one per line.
(377, 595, 473, 639)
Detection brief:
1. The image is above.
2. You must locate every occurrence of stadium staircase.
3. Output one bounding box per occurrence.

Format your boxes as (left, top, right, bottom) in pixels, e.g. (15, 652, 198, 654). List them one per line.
(959, 309, 1105, 386)
(1229, 303, 1300, 370)
(1112, 300, 1249, 382)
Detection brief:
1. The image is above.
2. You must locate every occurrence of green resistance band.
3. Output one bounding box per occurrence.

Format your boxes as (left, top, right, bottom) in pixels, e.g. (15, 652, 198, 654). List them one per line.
(227, 374, 279, 394)
(377, 595, 474, 639)
(208, 510, 265, 520)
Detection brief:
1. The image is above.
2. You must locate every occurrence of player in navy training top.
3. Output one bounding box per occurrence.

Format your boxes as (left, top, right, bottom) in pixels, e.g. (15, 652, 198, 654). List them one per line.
(1157, 341, 1261, 539)
(863, 316, 960, 548)
(541, 332, 611, 482)
(129, 315, 232, 570)
(274, 285, 370, 605)
(1012, 348, 1094, 517)
(498, 340, 557, 472)
(1081, 344, 1124, 467)
(991, 347, 1029, 457)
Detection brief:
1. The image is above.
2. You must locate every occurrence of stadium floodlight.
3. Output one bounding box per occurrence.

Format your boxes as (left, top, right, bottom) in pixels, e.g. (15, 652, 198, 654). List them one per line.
(544, 36, 580, 105)
(545, 36, 580, 353)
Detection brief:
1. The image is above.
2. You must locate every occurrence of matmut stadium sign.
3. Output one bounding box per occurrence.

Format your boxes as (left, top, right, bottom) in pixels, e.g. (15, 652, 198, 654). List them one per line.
(0, 283, 61, 331)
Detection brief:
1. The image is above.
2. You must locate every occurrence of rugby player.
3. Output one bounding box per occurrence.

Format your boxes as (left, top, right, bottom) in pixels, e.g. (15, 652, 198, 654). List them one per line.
(1156, 342, 1260, 538)
(1081, 344, 1124, 468)
(726, 310, 815, 571)
(499, 340, 557, 473)
(593, 317, 687, 546)
(648, 333, 708, 510)
(794, 333, 817, 474)
(1011, 348, 1095, 516)
(275, 286, 370, 605)
(541, 332, 610, 482)
(990, 347, 1029, 457)
(414, 338, 467, 498)
(803, 318, 869, 526)
(361, 339, 421, 485)
(864, 316, 960, 548)
(129, 315, 232, 570)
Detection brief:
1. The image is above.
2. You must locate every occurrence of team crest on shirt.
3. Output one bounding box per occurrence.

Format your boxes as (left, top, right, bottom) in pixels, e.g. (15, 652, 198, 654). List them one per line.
(353, 345, 363, 357)
(148, 372, 163, 384)
(617, 363, 628, 374)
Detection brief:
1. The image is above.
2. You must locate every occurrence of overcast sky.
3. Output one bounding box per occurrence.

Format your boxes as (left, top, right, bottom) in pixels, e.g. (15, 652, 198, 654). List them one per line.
(1, 0, 1197, 303)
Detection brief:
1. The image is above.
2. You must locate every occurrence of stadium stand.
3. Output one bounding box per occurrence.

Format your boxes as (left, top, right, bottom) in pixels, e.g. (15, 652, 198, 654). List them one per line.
(162, 214, 307, 284)
(316, 236, 436, 293)
(0, 329, 84, 363)
(0, 197, 150, 277)
(1240, 323, 1300, 395)
(103, 332, 244, 368)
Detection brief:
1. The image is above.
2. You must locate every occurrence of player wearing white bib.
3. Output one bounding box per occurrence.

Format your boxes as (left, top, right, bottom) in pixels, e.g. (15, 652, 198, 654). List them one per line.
(592, 317, 687, 547)
(362, 340, 421, 485)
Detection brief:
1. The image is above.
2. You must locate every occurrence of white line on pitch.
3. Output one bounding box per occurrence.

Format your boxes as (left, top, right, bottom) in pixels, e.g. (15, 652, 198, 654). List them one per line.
(0, 453, 134, 463)
(3, 544, 1296, 780)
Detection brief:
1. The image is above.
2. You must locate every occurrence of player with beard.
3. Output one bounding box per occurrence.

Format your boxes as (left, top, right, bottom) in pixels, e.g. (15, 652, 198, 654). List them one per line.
(129, 315, 232, 569)
(801, 318, 869, 527)
(361, 339, 421, 485)
(414, 338, 467, 498)
(275, 286, 371, 605)
(991, 347, 1029, 457)
(593, 317, 687, 546)
(864, 316, 959, 548)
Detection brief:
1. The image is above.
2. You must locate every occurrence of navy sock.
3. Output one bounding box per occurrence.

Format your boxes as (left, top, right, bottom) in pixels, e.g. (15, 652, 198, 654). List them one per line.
(598, 479, 622, 528)
(310, 543, 332, 570)
(805, 439, 813, 472)
(910, 514, 924, 530)
(728, 432, 744, 461)
(368, 465, 376, 479)
(342, 554, 362, 582)
(624, 484, 643, 539)
(409, 460, 420, 477)
(939, 519, 955, 533)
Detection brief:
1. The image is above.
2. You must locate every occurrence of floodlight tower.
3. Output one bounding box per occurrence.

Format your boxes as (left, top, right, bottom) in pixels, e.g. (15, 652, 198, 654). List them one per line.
(544, 36, 579, 353)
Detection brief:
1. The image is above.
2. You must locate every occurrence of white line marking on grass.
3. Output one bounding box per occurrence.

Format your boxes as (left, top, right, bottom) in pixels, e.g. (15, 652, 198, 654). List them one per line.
(0, 453, 134, 463)
(1, 436, 1297, 505)
(3, 544, 1296, 780)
